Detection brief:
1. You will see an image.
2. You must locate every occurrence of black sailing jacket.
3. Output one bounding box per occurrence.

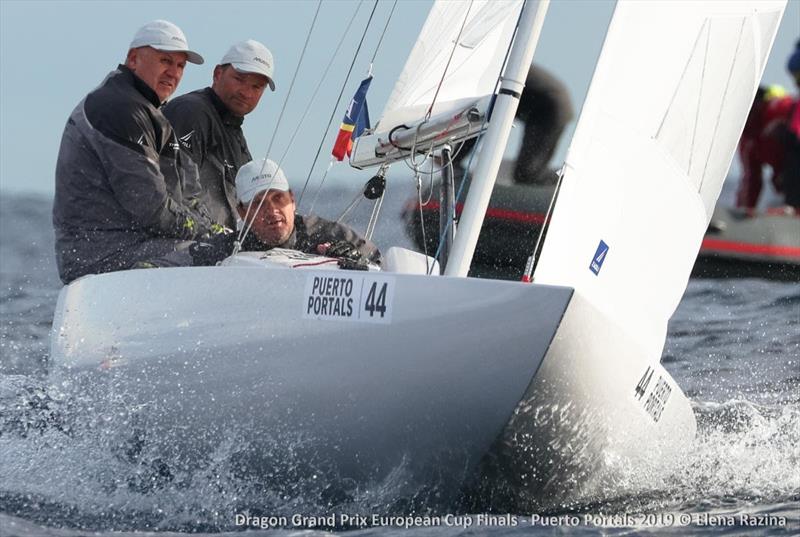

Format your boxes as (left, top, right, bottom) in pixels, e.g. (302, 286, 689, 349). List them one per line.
(242, 214, 382, 264)
(53, 65, 215, 284)
(164, 88, 253, 229)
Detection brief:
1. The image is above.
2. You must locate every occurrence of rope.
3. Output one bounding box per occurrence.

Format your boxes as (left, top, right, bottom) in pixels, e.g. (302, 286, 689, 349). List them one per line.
(235, 1, 322, 252)
(274, 0, 365, 174)
(298, 0, 381, 211)
(429, 0, 527, 268)
(260, 0, 322, 173)
(527, 163, 567, 280)
(365, 189, 384, 240)
(423, 0, 474, 122)
(370, 0, 397, 66)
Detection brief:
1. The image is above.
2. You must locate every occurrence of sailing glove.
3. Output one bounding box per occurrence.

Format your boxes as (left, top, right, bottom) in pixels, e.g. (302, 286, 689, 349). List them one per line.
(327, 241, 370, 270)
(325, 241, 362, 261)
(189, 233, 236, 266)
(337, 257, 369, 271)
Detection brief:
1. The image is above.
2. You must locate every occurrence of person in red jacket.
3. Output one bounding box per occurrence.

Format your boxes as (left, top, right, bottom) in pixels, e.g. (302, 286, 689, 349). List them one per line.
(779, 40, 800, 209)
(735, 84, 796, 209)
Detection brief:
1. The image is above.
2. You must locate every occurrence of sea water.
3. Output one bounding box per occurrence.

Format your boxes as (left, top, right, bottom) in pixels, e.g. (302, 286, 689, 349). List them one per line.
(0, 188, 797, 536)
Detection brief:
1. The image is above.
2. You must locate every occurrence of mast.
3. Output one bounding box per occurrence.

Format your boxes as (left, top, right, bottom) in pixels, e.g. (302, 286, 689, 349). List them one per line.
(444, 0, 550, 277)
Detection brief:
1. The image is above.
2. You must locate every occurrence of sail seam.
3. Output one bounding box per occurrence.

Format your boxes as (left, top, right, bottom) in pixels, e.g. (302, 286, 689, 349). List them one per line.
(655, 18, 707, 139)
(699, 16, 747, 194)
(688, 19, 711, 183)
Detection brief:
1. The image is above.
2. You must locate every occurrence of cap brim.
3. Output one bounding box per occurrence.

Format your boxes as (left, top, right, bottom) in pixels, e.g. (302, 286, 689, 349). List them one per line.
(239, 185, 290, 204)
(229, 64, 275, 91)
(152, 44, 204, 64)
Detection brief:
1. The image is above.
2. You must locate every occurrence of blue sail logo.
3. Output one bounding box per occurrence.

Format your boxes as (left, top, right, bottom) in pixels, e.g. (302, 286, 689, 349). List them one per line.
(590, 240, 609, 275)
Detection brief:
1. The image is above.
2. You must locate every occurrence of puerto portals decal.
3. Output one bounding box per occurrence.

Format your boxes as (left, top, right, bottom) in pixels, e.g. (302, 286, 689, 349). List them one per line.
(590, 240, 609, 275)
(303, 273, 395, 324)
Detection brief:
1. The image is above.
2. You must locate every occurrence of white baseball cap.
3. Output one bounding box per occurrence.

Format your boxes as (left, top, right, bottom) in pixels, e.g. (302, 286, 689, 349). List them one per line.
(236, 159, 290, 203)
(220, 40, 276, 91)
(129, 20, 204, 65)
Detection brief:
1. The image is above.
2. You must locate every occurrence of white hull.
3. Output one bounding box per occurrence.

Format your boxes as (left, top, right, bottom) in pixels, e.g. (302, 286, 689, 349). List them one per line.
(49, 251, 698, 504)
(477, 292, 695, 509)
(50, 254, 574, 499)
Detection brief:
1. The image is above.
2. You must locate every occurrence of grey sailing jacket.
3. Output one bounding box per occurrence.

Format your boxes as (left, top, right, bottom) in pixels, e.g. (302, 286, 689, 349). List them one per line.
(53, 65, 215, 284)
(164, 88, 252, 230)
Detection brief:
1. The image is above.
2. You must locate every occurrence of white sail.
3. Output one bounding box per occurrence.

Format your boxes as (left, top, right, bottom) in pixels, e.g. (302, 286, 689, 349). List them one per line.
(350, 0, 523, 168)
(534, 0, 786, 361)
(379, 0, 522, 130)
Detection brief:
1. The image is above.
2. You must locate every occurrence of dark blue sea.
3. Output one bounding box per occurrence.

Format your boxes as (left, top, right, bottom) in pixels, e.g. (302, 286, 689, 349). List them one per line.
(0, 188, 798, 536)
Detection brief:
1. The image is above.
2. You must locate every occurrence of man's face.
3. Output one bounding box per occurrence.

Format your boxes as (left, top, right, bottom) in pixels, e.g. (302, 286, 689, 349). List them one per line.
(238, 189, 296, 246)
(212, 65, 269, 117)
(126, 47, 187, 103)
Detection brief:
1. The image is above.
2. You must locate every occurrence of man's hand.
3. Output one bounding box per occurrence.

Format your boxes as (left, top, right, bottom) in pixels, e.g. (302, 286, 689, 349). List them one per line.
(189, 232, 236, 266)
(317, 241, 369, 270)
(318, 240, 361, 261)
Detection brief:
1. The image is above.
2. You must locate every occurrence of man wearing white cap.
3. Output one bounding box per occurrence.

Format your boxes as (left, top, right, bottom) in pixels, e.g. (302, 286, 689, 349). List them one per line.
(53, 20, 229, 284)
(165, 39, 275, 231)
(235, 159, 381, 267)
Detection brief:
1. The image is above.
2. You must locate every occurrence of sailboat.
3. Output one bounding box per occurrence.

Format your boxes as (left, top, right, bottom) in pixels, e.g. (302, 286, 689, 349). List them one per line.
(49, 0, 787, 509)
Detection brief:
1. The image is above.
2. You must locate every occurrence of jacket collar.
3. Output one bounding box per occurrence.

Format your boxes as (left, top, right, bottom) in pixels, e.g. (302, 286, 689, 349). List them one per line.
(204, 87, 244, 127)
(118, 64, 162, 108)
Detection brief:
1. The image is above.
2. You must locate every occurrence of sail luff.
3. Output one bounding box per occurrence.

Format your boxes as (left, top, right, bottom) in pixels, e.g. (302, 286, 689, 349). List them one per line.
(445, 0, 551, 277)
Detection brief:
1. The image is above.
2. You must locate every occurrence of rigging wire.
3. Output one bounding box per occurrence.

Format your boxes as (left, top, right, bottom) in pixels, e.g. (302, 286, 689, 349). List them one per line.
(236, 0, 322, 251)
(370, 0, 398, 66)
(260, 0, 322, 172)
(428, 147, 457, 275)
(398, 0, 475, 240)
(527, 162, 567, 280)
(428, 0, 528, 267)
(423, 0, 474, 123)
(416, 168, 430, 274)
(274, 1, 365, 173)
(298, 0, 382, 212)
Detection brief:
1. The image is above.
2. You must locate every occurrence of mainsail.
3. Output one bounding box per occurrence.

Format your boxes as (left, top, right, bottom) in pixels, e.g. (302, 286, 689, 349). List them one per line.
(534, 0, 786, 360)
(350, 0, 523, 167)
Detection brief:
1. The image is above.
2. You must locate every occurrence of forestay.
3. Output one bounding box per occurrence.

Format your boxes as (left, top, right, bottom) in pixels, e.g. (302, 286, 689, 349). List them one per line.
(351, 0, 522, 167)
(534, 0, 785, 360)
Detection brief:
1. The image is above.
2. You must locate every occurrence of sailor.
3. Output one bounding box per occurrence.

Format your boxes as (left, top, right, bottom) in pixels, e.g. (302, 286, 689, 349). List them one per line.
(233, 159, 381, 268)
(455, 64, 574, 185)
(735, 83, 797, 209)
(164, 39, 275, 230)
(53, 20, 229, 284)
(779, 40, 800, 209)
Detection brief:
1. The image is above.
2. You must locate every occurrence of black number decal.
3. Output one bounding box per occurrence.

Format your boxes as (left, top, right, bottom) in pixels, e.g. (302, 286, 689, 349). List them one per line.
(365, 282, 377, 317)
(364, 282, 388, 318)
(375, 283, 387, 317)
(635, 366, 653, 400)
